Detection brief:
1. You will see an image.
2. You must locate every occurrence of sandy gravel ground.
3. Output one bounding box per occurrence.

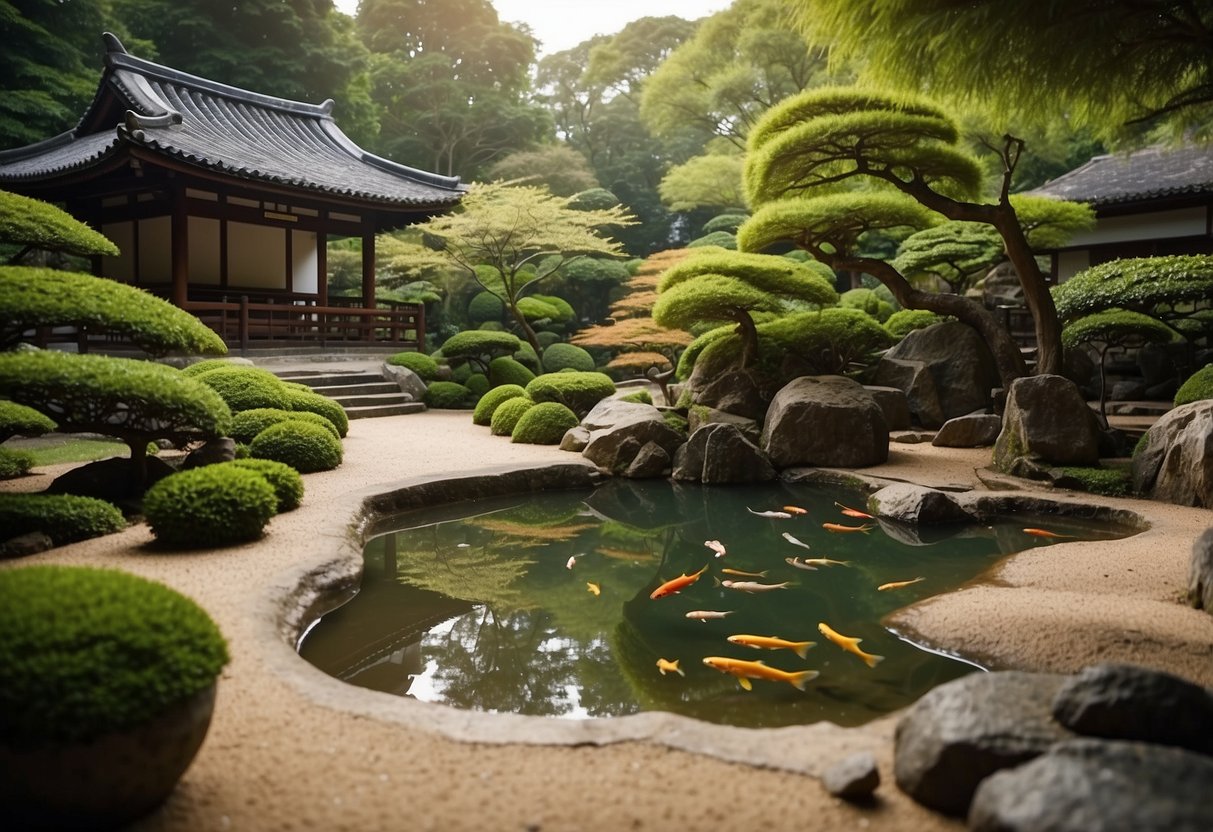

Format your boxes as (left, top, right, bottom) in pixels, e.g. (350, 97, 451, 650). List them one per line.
(4, 407, 1212, 832)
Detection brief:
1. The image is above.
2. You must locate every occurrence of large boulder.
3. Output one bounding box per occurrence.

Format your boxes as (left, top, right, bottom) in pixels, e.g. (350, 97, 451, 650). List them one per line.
(672, 423, 775, 484)
(873, 358, 945, 428)
(868, 483, 973, 525)
(691, 369, 769, 419)
(582, 412, 684, 476)
(687, 405, 762, 445)
(1190, 526, 1213, 612)
(864, 385, 912, 431)
(874, 322, 999, 427)
(993, 374, 1101, 476)
(1131, 400, 1213, 508)
(581, 397, 663, 432)
(968, 739, 1213, 832)
(381, 363, 426, 401)
(760, 376, 889, 469)
(894, 671, 1072, 816)
(932, 414, 1002, 448)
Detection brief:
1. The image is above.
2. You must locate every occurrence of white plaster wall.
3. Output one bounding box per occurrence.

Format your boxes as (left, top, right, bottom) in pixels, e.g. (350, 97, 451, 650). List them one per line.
(137, 216, 171, 283)
(228, 221, 285, 289)
(189, 217, 221, 285)
(1066, 207, 1207, 247)
(1056, 250, 1091, 283)
(100, 221, 135, 282)
(292, 230, 318, 294)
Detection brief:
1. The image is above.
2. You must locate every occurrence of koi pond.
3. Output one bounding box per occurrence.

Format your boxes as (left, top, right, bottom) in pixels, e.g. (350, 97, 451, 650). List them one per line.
(299, 479, 1129, 728)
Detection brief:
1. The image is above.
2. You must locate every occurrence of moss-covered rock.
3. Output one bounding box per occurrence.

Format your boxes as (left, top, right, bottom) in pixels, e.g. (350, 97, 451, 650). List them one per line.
(472, 384, 528, 426)
(488, 356, 536, 387)
(0, 493, 126, 546)
(424, 381, 475, 410)
(525, 371, 616, 417)
(541, 342, 596, 373)
(0, 565, 228, 744)
(885, 309, 946, 340)
(227, 458, 304, 512)
(0, 400, 56, 443)
(1175, 364, 1213, 406)
(248, 421, 343, 473)
(195, 366, 290, 413)
(143, 465, 278, 547)
(386, 351, 439, 381)
(229, 408, 339, 445)
(511, 402, 580, 444)
(282, 388, 349, 438)
(490, 396, 535, 436)
(620, 389, 653, 405)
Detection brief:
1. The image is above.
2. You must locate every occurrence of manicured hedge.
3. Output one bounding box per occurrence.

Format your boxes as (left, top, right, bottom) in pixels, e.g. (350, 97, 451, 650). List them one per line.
(0, 400, 56, 442)
(0, 189, 119, 257)
(282, 387, 349, 438)
(227, 458, 304, 512)
(472, 385, 528, 426)
(440, 330, 522, 362)
(489, 356, 536, 387)
(884, 309, 946, 340)
(490, 396, 535, 436)
(525, 371, 616, 417)
(0, 492, 126, 546)
(541, 342, 596, 373)
(143, 465, 278, 547)
(195, 366, 290, 412)
(1175, 365, 1213, 406)
(248, 421, 343, 473)
(229, 408, 339, 445)
(511, 402, 579, 445)
(424, 381, 475, 410)
(0, 447, 36, 479)
(386, 351, 440, 381)
(0, 565, 229, 744)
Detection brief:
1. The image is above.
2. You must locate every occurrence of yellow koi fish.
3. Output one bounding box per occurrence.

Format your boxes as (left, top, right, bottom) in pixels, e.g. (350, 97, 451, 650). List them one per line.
(702, 656, 819, 691)
(704, 539, 728, 558)
(587, 581, 601, 596)
(726, 634, 816, 659)
(685, 610, 735, 622)
(822, 522, 874, 533)
(656, 658, 685, 677)
(782, 505, 808, 515)
(650, 563, 710, 599)
(817, 622, 884, 668)
(721, 567, 767, 578)
(834, 501, 874, 519)
(877, 577, 925, 591)
(797, 557, 850, 568)
(721, 579, 791, 593)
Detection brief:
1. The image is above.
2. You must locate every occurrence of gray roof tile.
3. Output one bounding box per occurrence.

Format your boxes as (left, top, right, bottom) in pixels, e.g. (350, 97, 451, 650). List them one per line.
(1030, 144, 1213, 207)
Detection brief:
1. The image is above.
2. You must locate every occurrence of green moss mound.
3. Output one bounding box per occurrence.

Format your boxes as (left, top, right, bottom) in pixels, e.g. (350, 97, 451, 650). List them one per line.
(525, 371, 617, 417)
(143, 465, 278, 547)
(1175, 365, 1213, 406)
(180, 359, 241, 377)
(229, 408, 339, 445)
(0, 565, 229, 744)
(0, 493, 126, 546)
(490, 396, 535, 436)
(535, 330, 562, 350)
(513, 343, 541, 372)
(511, 402, 579, 445)
(0, 447, 36, 479)
(1057, 466, 1132, 498)
(620, 389, 653, 405)
(488, 356, 536, 387)
(386, 351, 439, 381)
(248, 421, 343, 473)
(542, 342, 596, 373)
(195, 366, 289, 412)
(227, 458, 304, 512)
(885, 309, 946, 339)
(282, 388, 349, 438)
(472, 384, 528, 426)
(424, 381, 475, 409)
(0, 400, 56, 442)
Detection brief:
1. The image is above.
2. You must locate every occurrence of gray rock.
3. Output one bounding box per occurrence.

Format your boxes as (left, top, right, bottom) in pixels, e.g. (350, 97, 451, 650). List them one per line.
(932, 414, 1001, 448)
(761, 376, 889, 469)
(48, 455, 178, 501)
(981, 262, 1024, 308)
(878, 322, 999, 426)
(821, 752, 880, 800)
(559, 425, 590, 452)
(182, 437, 236, 469)
(583, 419, 684, 475)
(869, 483, 973, 525)
(993, 374, 1101, 475)
(1190, 526, 1213, 612)
(623, 441, 670, 478)
(381, 363, 426, 401)
(894, 671, 1072, 816)
(686, 405, 762, 445)
(700, 424, 775, 484)
(968, 739, 1213, 832)
(890, 430, 935, 444)
(693, 369, 769, 419)
(1109, 379, 1147, 401)
(1051, 663, 1213, 755)
(1131, 400, 1213, 508)
(873, 357, 946, 428)
(1, 531, 55, 558)
(865, 385, 912, 430)
(582, 398, 663, 433)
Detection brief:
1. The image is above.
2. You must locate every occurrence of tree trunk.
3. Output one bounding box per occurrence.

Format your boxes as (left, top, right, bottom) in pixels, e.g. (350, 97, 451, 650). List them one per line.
(507, 300, 543, 358)
(991, 210, 1064, 376)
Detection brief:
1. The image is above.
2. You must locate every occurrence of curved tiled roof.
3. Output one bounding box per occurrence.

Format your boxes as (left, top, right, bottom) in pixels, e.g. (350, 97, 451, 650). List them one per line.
(1030, 144, 1213, 207)
(0, 34, 464, 208)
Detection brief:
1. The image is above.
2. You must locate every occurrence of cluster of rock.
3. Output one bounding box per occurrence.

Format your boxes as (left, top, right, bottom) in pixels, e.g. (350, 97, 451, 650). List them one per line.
(894, 663, 1213, 830)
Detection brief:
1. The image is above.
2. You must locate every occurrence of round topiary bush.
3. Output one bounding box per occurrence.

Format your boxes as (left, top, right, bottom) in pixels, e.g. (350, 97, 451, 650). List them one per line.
(472, 384, 528, 426)
(180, 358, 240, 377)
(490, 396, 535, 436)
(441, 330, 522, 365)
(248, 420, 343, 473)
(884, 309, 946, 340)
(513, 343, 541, 372)
(1175, 364, 1213, 406)
(511, 402, 579, 445)
(465, 372, 491, 399)
(478, 321, 505, 331)
(424, 381, 475, 410)
(0, 447, 36, 479)
(525, 371, 616, 417)
(386, 351, 440, 381)
(281, 388, 349, 438)
(541, 342, 596, 373)
(0, 565, 228, 826)
(143, 465, 278, 547)
(467, 290, 505, 324)
(227, 458, 304, 512)
(229, 408, 339, 445)
(0, 493, 126, 546)
(0, 400, 56, 442)
(195, 366, 289, 412)
(488, 356, 536, 387)
(535, 330, 562, 350)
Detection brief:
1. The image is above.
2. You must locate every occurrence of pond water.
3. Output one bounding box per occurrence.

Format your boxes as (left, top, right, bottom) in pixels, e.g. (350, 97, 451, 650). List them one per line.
(299, 479, 1130, 728)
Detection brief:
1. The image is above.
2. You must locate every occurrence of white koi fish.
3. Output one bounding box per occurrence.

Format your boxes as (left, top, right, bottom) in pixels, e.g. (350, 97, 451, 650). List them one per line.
(685, 610, 736, 622)
(722, 579, 792, 593)
(781, 532, 812, 551)
(704, 539, 727, 558)
(748, 507, 793, 519)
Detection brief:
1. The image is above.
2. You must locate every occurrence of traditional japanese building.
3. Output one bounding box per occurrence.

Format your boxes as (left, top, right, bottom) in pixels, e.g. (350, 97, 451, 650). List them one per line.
(0, 33, 464, 352)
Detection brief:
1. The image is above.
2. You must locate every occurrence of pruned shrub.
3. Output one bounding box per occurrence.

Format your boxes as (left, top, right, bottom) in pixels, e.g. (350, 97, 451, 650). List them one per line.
(0, 493, 126, 547)
(229, 408, 339, 445)
(227, 458, 304, 512)
(687, 230, 737, 249)
(467, 291, 505, 324)
(542, 342, 596, 373)
(0, 190, 119, 259)
(248, 421, 343, 473)
(488, 356, 535, 387)
(1175, 364, 1213, 406)
(0, 447, 36, 479)
(514, 343, 541, 372)
(839, 287, 895, 322)
(472, 385, 528, 426)
(386, 351, 439, 381)
(180, 359, 241, 377)
(195, 366, 289, 412)
(885, 309, 946, 340)
(0, 565, 229, 744)
(535, 330, 562, 350)
(440, 330, 522, 371)
(465, 372, 491, 399)
(511, 402, 579, 444)
(490, 396, 535, 436)
(702, 213, 749, 235)
(143, 465, 278, 547)
(424, 381, 474, 410)
(526, 371, 616, 417)
(0, 400, 56, 442)
(282, 388, 349, 438)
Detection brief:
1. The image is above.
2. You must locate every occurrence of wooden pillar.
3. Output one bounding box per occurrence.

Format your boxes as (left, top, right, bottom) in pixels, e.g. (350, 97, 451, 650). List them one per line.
(361, 228, 376, 309)
(171, 190, 189, 306)
(317, 232, 328, 307)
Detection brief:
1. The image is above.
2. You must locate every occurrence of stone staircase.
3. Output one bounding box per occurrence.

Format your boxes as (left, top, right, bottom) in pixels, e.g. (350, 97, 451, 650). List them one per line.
(274, 369, 424, 420)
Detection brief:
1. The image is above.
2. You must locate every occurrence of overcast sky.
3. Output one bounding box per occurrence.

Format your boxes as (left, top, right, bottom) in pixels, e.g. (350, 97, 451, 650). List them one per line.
(332, 0, 735, 56)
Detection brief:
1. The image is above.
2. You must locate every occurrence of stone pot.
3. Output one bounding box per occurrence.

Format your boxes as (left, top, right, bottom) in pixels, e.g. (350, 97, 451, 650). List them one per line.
(0, 681, 218, 830)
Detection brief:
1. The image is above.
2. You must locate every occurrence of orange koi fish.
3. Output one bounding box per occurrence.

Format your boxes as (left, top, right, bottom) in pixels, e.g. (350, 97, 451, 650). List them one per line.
(818, 622, 884, 668)
(721, 567, 767, 578)
(685, 610, 735, 622)
(835, 501, 874, 519)
(586, 581, 601, 596)
(704, 539, 728, 558)
(823, 522, 874, 533)
(650, 563, 710, 599)
(656, 658, 685, 677)
(877, 577, 925, 591)
(702, 656, 819, 691)
(1023, 528, 1074, 539)
(782, 505, 809, 515)
(727, 634, 816, 659)
(748, 507, 793, 519)
(721, 579, 792, 593)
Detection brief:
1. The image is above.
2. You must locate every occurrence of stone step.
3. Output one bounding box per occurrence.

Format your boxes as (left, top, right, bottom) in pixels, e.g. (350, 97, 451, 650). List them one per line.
(277, 371, 385, 388)
(332, 392, 416, 409)
(311, 382, 400, 397)
(345, 402, 426, 419)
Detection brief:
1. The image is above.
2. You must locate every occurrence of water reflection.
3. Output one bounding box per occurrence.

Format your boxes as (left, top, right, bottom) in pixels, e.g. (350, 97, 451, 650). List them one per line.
(300, 480, 1129, 728)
